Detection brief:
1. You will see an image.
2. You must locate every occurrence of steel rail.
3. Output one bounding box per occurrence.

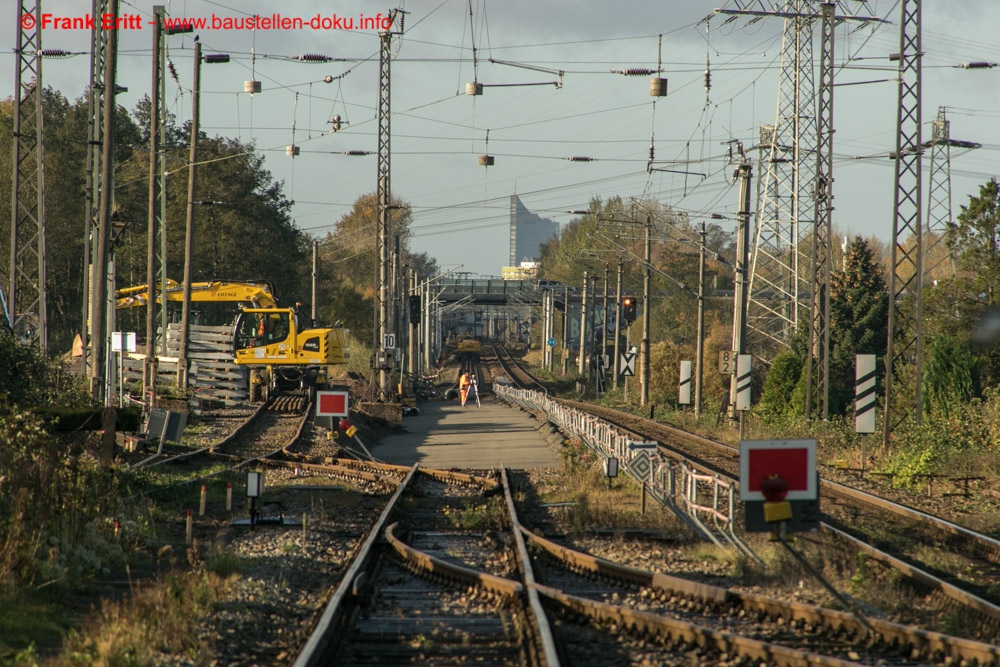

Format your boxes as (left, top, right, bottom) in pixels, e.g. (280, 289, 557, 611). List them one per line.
(532, 583, 865, 667)
(384, 521, 524, 600)
(293, 464, 419, 667)
(137, 402, 269, 468)
(515, 393, 1000, 634)
(578, 399, 1000, 556)
(521, 523, 1000, 665)
(502, 468, 564, 666)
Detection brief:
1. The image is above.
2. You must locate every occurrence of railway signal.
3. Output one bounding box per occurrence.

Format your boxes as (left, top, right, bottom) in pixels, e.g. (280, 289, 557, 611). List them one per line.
(621, 297, 637, 325)
(740, 439, 819, 533)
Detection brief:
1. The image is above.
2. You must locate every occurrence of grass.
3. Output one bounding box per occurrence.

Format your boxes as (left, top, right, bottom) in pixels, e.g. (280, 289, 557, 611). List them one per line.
(0, 592, 76, 665)
(50, 567, 233, 667)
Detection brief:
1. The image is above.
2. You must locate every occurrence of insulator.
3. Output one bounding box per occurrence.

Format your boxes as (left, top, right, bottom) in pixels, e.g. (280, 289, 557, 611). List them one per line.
(569, 156, 594, 162)
(167, 59, 179, 81)
(963, 61, 996, 69)
(345, 150, 370, 156)
(323, 75, 334, 83)
(704, 69, 711, 91)
(40, 49, 71, 57)
(616, 68, 656, 76)
(298, 53, 331, 62)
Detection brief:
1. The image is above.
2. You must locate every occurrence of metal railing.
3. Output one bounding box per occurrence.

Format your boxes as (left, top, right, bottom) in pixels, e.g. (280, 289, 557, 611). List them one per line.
(496, 385, 758, 561)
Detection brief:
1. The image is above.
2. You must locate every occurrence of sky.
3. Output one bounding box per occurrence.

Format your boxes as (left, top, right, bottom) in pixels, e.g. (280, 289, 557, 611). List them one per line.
(5, 0, 1000, 279)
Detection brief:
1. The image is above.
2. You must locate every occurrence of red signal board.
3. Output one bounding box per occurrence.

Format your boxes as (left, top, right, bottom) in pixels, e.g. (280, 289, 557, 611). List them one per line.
(316, 391, 349, 418)
(739, 439, 817, 501)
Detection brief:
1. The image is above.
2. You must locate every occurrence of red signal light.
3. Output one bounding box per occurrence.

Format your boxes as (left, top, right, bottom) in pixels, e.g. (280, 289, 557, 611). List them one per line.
(760, 474, 789, 503)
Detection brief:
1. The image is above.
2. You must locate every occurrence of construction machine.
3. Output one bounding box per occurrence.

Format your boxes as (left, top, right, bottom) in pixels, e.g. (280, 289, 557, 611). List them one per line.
(115, 280, 350, 402)
(115, 278, 279, 310)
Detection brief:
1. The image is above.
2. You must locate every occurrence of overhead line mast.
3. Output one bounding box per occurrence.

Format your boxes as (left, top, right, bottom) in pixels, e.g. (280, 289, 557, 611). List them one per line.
(376, 9, 405, 401)
(884, 0, 923, 446)
(82, 0, 119, 380)
(712, 0, 886, 416)
(9, 0, 47, 350)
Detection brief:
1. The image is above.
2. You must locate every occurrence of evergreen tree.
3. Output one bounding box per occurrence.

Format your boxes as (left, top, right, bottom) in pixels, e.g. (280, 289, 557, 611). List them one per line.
(828, 237, 888, 415)
(923, 334, 977, 417)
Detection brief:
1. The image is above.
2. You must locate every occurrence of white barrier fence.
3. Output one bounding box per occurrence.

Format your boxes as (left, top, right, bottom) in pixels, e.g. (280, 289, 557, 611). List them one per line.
(496, 384, 758, 561)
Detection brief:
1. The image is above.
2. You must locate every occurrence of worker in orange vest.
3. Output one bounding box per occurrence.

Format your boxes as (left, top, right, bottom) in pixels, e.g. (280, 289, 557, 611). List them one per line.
(459, 372, 471, 408)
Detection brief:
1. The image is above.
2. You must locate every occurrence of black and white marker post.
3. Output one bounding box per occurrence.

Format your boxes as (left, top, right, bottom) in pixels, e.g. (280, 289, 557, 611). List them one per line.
(854, 354, 877, 477)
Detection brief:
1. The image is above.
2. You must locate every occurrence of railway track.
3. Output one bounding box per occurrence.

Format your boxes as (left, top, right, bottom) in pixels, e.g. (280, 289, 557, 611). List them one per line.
(292, 460, 1000, 665)
(295, 466, 552, 665)
(485, 345, 1000, 645)
(560, 399, 1000, 638)
(134, 394, 314, 495)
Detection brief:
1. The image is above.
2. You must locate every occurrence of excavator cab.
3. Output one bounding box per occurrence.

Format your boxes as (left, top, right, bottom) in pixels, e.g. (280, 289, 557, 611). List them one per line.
(233, 310, 293, 351)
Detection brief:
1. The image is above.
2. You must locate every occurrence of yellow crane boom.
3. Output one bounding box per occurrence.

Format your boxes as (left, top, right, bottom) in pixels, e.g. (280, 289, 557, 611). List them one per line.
(115, 279, 278, 309)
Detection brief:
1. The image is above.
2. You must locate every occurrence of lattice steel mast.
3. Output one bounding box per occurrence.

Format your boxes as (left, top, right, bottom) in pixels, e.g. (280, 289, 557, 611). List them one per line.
(376, 11, 404, 400)
(923, 106, 980, 281)
(804, 2, 835, 420)
(9, 0, 47, 350)
(884, 0, 922, 446)
(713, 1, 885, 364)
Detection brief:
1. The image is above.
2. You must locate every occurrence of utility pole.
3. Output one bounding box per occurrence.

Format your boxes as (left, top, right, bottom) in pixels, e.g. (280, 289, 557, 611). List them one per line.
(9, 0, 47, 350)
(392, 234, 401, 353)
(613, 258, 623, 389)
(805, 2, 835, 420)
(145, 6, 164, 401)
(561, 285, 570, 375)
(695, 222, 706, 416)
(178, 41, 202, 389)
(542, 288, 551, 370)
(423, 279, 431, 371)
(82, 0, 118, 378)
(90, 0, 119, 401)
(731, 156, 752, 417)
(640, 216, 651, 406)
(601, 261, 609, 365)
(924, 107, 979, 280)
(578, 272, 589, 376)
(311, 240, 319, 327)
(884, 0, 923, 446)
(408, 269, 417, 380)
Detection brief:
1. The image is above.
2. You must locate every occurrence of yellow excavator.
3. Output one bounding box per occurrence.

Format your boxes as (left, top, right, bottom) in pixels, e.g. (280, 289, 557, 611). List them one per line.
(115, 280, 350, 402)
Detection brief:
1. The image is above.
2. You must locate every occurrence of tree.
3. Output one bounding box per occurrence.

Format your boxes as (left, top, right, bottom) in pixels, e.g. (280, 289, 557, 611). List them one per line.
(923, 178, 1000, 386)
(316, 193, 429, 344)
(923, 334, 977, 417)
(827, 236, 889, 415)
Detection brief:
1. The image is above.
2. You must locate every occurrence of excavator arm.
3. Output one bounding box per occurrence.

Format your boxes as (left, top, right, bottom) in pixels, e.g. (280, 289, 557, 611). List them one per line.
(115, 280, 278, 309)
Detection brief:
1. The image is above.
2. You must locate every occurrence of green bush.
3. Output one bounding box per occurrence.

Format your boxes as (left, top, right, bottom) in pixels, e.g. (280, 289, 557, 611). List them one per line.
(0, 409, 125, 596)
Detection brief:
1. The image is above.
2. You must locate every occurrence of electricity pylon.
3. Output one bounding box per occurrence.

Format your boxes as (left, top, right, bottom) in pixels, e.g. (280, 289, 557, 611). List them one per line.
(923, 106, 980, 282)
(713, 1, 884, 366)
(884, 0, 922, 446)
(9, 1, 47, 350)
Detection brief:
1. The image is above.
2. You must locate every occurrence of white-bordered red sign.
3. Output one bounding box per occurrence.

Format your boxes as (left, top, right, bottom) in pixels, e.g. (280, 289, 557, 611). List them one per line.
(316, 390, 349, 418)
(739, 439, 817, 501)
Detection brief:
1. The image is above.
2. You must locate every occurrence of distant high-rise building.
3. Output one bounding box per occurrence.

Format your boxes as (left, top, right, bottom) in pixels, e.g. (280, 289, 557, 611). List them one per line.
(509, 195, 559, 266)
